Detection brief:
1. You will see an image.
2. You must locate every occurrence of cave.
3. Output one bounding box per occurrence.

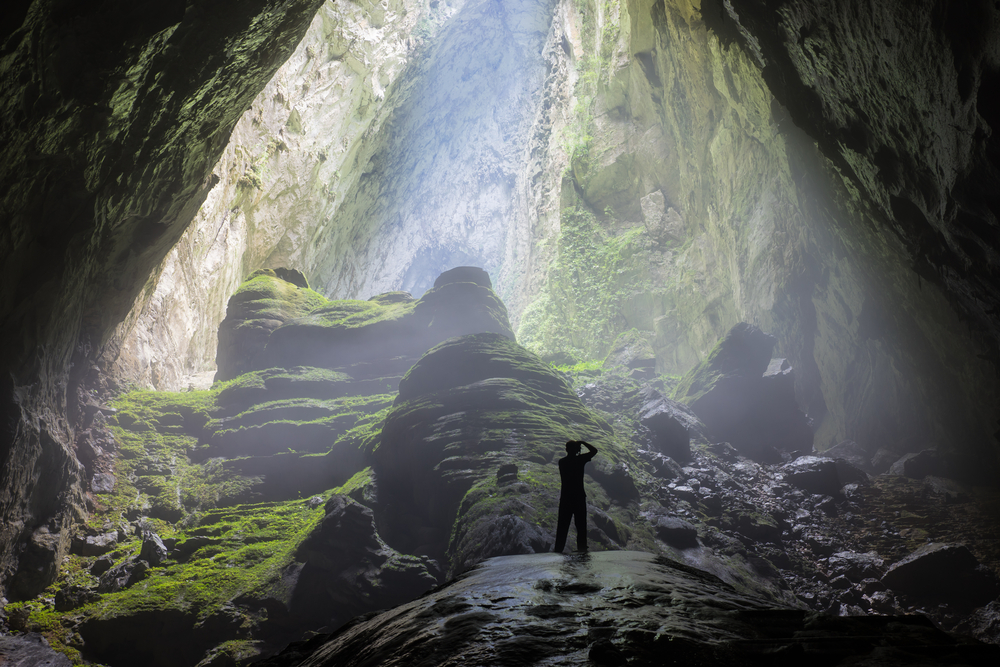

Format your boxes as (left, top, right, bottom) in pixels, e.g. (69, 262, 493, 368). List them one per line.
(2, 0, 1000, 664)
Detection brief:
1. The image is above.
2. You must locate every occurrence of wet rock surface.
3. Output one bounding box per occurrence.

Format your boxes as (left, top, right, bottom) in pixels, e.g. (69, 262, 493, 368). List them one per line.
(257, 552, 1000, 667)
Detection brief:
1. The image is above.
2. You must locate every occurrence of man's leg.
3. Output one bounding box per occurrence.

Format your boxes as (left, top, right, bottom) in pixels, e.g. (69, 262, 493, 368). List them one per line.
(574, 499, 588, 552)
(554, 502, 571, 552)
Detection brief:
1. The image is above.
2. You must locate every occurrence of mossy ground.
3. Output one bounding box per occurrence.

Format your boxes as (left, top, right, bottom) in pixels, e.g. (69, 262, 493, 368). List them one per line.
(7, 363, 396, 665)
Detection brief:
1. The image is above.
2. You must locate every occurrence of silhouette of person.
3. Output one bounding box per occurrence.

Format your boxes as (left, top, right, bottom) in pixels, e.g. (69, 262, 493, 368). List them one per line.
(553, 440, 598, 553)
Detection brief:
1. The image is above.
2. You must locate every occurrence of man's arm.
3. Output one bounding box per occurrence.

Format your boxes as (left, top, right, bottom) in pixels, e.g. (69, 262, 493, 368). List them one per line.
(580, 441, 597, 461)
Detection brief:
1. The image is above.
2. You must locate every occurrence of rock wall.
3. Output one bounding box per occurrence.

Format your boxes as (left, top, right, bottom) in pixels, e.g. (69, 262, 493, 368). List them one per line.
(0, 0, 325, 598)
(513, 0, 1000, 477)
(108, 0, 424, 391)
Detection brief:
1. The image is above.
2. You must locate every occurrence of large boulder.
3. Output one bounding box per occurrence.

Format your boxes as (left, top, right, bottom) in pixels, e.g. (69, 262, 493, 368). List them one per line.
(781, 456, 868, 496)
(881, 542, 1000, 608)
(888, 449, 945, 479)
(673, 324, 813, 461)
(637, 386, 706, 463)
(260, 273, 514, 379)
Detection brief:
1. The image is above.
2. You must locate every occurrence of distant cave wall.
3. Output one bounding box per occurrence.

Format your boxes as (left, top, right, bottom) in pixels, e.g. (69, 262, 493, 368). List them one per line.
(0, 0, 325, 597)
(513, 0, 1000, 475)
(304, 0, 562, 302)
(698, 0, 1000, 470)
(106, 0, 424, 391)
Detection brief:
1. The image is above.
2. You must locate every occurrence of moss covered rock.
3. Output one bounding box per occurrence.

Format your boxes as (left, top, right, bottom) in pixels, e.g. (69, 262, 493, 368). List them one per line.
(374, 332, 655, 576)
(215, 270, 331, 382)
(262, 280, 514, 378)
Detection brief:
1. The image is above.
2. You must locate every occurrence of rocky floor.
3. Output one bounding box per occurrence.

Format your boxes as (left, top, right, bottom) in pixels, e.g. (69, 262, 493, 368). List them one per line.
(574, 368, 1000, 646)
(255, 551, 1000, 666)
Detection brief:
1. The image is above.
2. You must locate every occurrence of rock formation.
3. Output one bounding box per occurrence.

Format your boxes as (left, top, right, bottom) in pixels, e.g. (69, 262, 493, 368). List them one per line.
(2, 0, 1000, 664)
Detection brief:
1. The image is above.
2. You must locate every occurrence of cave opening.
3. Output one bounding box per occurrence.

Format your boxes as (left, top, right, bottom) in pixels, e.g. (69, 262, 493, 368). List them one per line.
(3, 0, 1000, 665)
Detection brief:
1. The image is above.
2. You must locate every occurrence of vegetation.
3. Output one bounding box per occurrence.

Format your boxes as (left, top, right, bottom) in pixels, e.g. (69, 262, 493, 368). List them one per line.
(517, 206, 650, 364)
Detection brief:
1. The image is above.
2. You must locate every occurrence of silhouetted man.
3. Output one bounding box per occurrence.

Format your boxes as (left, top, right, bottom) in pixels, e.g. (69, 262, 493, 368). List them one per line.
(553, 440, 598, 553)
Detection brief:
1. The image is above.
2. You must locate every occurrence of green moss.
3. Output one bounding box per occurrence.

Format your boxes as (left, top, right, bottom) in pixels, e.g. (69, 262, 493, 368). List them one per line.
(517, 207, 650, 364)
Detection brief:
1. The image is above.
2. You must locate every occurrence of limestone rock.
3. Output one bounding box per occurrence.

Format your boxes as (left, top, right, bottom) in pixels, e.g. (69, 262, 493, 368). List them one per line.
(651, 516, 699, 549)
(97, 558, 149, 594)
(882, 543, 1000, 607)
(0, 634, 72, 667)
(71, 532, 119, 558)
(376, 332, 620, 575)
(260, 274, 514, 379)
(254, 552, 1000, 667)
(822, 440, 875, 475)
(888, 449, 944, 479)
(782, 456, 868, 496)
(292, 495, 438, 631)
(637, 385, 705, 463)
(433, 266, 492, 289)
(9, 526, 70, 601)
(674, 324, 813, 461)
(214, 270, 331, 382)
(91, 473, 116, 493)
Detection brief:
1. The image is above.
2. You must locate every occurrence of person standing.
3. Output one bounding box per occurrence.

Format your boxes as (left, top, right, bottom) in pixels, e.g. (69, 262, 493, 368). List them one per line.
(553, 440, 598, 553)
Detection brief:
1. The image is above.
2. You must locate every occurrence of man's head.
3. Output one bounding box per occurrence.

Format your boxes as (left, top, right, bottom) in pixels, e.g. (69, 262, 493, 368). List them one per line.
(565, 440, 581, 455)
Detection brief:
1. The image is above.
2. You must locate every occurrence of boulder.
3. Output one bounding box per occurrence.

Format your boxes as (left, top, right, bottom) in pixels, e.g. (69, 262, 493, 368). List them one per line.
(91, 473, 116, 493)
(72, 532, 118, 557)
(214, 270, 331, 382)
(260, 272, 514, 379)
(433, 265, 492, 289)
(54, 584, 100, 612)
(782, 456, 868, 496)
(888, 449, 944, 479)
(826, 551, 884, 581)
(139, 530, 168, 567)
(652, 516, 699, 549)
(637, 386, 705, 463)
(673, 324, 812, 461)
(97, 558, 149, 593)
(0, 634, 72, 666)
(881, 542, 1000, 607)
(822, 440, 875, 475)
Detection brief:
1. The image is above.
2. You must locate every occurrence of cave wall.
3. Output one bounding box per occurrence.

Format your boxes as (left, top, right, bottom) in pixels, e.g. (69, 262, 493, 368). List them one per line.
(0, 0, 325, 598)
(512, 0, 1000, 476)
(107, 0, 424, 391)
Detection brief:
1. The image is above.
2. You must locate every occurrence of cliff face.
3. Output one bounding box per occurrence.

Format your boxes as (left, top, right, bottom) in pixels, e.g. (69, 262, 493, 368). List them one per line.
(514, 0, 1000, 476)
(107, 0, 425, 391)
